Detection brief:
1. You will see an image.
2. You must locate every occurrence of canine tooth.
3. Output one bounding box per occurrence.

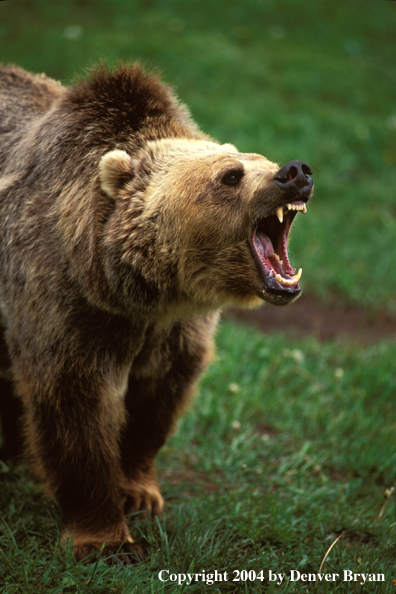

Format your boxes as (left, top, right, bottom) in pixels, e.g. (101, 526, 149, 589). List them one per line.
(302, 204, 307, 214)
(275, 207, 283, 223)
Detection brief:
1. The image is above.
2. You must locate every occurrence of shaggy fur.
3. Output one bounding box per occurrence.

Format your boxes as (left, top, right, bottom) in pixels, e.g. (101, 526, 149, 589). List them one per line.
(0, 63, 312, 562)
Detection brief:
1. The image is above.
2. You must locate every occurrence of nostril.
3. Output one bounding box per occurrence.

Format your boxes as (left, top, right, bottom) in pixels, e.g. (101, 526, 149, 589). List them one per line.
(274, 160, 313, 193)
(288, 166, 298, 181)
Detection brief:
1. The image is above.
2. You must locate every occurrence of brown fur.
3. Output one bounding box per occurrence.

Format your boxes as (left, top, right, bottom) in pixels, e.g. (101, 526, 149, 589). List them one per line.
(0, 62, 312, 562)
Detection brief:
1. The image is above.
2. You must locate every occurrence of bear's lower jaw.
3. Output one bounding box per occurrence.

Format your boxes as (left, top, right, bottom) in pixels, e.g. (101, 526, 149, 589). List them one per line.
(259, 285, 302, 307)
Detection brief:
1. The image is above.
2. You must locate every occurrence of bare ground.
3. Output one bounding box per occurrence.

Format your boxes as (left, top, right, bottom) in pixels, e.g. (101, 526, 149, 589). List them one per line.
(227, 293, 396, 344)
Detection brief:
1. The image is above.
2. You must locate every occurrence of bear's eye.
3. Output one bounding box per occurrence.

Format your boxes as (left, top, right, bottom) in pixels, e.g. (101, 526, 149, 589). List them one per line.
(221, 169, 244, 186)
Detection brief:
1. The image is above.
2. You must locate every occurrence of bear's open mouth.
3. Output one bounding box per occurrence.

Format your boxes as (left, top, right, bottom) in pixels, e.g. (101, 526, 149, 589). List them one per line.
(250, 201, 307, 296)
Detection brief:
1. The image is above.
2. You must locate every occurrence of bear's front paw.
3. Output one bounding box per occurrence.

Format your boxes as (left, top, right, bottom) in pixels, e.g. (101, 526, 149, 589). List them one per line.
(123, 478, 164, 517)
(63, 523, 144, 565)
(74, 539, 144, 565)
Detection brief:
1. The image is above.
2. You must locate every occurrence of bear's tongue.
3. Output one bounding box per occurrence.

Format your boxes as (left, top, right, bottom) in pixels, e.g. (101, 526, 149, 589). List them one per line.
(251, 212, 302, 291)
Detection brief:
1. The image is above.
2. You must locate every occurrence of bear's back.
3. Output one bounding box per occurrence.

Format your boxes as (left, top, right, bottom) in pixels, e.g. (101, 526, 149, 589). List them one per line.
(0, 65, 64, 172)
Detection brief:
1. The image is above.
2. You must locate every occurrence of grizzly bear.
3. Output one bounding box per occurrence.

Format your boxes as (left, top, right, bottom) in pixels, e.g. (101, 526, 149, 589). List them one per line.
(0, 63, 313, 562)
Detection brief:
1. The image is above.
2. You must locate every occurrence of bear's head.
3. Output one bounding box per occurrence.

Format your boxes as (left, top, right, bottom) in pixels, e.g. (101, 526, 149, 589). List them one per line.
(99, 139, 313, 314)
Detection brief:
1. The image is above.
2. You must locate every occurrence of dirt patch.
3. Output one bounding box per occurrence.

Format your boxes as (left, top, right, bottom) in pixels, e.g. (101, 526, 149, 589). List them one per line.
(160, 468, 220, 501)
(254, 421, 279, 437)
(227, 292, 396, 343)
(333, 529, 379, 547)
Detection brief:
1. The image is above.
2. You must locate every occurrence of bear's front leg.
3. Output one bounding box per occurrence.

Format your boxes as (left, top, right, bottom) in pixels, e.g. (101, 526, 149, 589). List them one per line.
(18, 365, 143, 564)
(119, 317, 217, 518)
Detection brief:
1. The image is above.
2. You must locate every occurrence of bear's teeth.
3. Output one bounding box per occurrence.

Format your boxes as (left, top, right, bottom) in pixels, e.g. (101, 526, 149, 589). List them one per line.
(273, 253, 283, 265)
(285, 202, 307, 213)
(275, 268, 302, 285)
(294, 267, 302, 281)
(275, 207, 283, 223)
(274, 202, 307, 222)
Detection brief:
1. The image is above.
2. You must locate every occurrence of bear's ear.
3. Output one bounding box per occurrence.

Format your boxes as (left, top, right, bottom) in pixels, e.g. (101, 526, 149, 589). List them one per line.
(99, 149, 136, 198)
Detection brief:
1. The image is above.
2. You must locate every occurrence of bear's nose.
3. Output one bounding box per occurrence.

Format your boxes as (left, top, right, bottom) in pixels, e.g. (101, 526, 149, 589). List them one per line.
(274, 160, 313, 200)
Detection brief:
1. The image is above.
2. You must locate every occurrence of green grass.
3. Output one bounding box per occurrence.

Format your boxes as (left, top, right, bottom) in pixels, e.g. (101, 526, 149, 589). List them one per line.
(0, 2, 395, 593)
(1, 323, 395, 593)
(1, 0, 396, 311)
